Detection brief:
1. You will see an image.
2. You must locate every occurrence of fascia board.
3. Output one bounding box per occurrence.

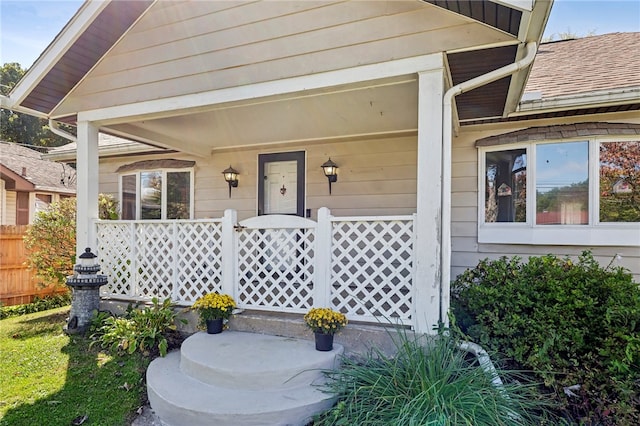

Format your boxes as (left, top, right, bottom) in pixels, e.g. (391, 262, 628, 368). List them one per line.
(8, 0, 110, 108)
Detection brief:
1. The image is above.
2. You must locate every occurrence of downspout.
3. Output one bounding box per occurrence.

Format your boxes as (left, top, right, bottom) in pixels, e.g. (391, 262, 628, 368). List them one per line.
(49, 119, 77, 142)
(440, 41, 537, 324)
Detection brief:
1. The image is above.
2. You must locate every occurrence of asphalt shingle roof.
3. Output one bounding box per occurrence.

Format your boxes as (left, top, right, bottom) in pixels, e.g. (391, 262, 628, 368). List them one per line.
(0, 141, 76, 193)
(524, 32, 640, 99)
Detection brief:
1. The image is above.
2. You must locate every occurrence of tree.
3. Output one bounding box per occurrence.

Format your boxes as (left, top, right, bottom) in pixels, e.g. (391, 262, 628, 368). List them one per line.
(0, 62, 75, 147)
(24, 195, 120, 287)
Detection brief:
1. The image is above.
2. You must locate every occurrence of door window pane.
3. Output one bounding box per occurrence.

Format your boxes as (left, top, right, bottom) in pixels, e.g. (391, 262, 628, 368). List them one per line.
(485, 149, 526, 222)
(141, 171, 162, 219)
(536, 142, 588, 225)
(167, 172, 190, 219)
(121, 174, 137, 220)
(600, 141, 640, 222)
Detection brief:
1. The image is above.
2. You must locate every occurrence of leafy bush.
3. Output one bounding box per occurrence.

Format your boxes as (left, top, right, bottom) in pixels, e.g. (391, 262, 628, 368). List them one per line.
(314, 333, 555, 425)
(0, 293, 71, 319)
(24, 194, 122, 288)
(24, 198, 76, 287)
(451, 251, 640, 424)
(91, 298, 185, 357)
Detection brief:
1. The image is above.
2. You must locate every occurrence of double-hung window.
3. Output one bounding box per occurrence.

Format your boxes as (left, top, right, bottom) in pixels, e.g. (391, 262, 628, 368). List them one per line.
(479, 137, 639, 246)
(120, 168, 193, 220)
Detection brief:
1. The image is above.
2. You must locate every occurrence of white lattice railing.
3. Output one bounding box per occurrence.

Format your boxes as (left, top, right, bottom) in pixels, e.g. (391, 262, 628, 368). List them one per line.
(95, 208, 416, 326)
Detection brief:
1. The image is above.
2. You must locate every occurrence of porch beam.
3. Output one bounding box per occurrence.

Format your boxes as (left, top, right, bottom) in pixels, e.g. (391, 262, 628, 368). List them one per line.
(75, 121, 100, 259)
(414, 66, 445, 334)
(77, 54, 443, 126)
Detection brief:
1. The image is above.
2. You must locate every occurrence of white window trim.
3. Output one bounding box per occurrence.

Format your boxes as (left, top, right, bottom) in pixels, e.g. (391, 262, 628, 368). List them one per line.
(478, 136, 640, 247)
(119, 167, 195, 220)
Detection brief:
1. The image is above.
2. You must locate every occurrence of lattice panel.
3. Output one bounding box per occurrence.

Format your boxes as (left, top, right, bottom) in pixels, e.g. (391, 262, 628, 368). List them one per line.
(175, 222, 223, 303)
(135, 223, 175, 299)
(97, 222, 133, 297)
(237, 228, 315, 312)
(330, 220, 414, 323)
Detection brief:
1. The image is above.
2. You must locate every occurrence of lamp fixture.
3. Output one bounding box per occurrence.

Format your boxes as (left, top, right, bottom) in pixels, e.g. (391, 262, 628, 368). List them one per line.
(222, 165, 239, 198)
(321, 158, 338, 194)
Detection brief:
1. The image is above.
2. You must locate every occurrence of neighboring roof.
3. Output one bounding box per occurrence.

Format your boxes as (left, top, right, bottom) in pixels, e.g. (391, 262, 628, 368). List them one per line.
(524, 33, 640, 99)
(44, 133, 171, 162)
(0, 142, 76, 194)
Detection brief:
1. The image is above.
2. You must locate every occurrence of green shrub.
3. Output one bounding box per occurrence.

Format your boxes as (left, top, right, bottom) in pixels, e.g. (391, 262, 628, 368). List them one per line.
(0, 293, 71, 319)
(451, 251, 640, 424)
(91, 297, 185, 357)
(314, 333, 556, 425)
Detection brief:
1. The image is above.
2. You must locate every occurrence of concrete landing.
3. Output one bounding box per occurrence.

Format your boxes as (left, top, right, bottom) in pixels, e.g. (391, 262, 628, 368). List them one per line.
(147, 331, 343, 426)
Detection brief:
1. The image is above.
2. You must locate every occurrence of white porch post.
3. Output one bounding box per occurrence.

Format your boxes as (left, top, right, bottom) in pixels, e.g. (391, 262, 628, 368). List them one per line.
(221, 209, 237, 297)
(75, 121, 100, 259)
(413, 66, 445, 334)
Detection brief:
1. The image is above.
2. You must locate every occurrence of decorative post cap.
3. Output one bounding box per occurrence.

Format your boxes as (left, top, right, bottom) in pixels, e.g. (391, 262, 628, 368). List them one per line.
(79, 247, 97, 259)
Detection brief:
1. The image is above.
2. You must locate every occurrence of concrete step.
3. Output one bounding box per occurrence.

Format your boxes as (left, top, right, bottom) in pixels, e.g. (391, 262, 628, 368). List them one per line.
(147, 331, 343, 426)
(179, 332, 341, 390)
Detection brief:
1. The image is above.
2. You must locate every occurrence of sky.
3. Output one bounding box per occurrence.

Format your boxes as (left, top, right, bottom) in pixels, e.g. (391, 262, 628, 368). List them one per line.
(1, 0, 639, 69)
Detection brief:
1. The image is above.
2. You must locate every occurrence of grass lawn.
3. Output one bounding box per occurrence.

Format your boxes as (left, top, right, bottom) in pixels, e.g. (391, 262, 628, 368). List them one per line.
(0, 307, 149, 426)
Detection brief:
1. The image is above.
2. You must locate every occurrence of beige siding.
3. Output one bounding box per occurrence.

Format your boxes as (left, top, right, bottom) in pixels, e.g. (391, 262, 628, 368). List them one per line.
(4, 191, 17, 226)
(451, 115, 640, 281)
(98, 135, 418, 221)
(56, 1, 512, 115)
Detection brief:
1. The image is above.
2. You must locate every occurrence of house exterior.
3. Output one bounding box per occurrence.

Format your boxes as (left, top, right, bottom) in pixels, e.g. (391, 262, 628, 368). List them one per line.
(4, 1, 638, 334)
(0, 141, 76, 225)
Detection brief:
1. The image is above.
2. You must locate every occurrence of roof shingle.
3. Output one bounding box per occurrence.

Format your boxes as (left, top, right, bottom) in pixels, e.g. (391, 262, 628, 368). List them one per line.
(524, 32, 640, 99)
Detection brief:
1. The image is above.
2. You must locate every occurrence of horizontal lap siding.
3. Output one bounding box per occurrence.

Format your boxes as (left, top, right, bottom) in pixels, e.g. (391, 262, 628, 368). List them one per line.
(57, 1, 511, 115)
(451, 121, 640, 281)
(98, 135, 417, 221)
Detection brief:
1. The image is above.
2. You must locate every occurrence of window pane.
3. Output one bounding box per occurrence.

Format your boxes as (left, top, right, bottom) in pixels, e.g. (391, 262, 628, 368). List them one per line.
(600, 141, 640, 222)
(485, 149, 526, 222)
(141, 171, 162, 219)
(536, 142, 588, 225)
(167, 171, 190, 219)
(121, 175, 137, 220)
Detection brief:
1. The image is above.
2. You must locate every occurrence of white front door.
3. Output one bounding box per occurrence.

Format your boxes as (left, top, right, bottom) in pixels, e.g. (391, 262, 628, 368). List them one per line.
(258, 151, 305, 216)
(264, 160, 297, 215)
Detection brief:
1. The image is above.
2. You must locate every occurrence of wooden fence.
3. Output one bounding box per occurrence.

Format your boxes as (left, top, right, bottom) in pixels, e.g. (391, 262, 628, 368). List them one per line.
(0, 225, 67, 306)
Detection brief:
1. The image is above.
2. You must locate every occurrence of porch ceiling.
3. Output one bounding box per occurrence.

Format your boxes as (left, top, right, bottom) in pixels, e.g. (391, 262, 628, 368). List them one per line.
(106, 76, 419, 153)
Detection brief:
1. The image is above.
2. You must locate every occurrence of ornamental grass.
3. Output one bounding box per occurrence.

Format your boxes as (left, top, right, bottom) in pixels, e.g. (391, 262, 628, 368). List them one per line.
(304, 307, 347, 335)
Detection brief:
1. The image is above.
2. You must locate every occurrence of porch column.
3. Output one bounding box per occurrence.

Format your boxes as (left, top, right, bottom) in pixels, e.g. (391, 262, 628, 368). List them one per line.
(75, 121, 100, 259)
(413, 67, 445, 334)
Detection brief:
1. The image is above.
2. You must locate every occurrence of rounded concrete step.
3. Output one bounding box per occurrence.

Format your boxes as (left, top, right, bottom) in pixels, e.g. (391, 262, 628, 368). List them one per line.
(179, 331, 343, 390)
(148, 350, 338, 426)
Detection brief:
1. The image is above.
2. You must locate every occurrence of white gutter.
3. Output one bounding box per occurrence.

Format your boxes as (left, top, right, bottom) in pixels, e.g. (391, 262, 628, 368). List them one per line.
(440, 41, 537, 324)
(49, 119, 77, 143)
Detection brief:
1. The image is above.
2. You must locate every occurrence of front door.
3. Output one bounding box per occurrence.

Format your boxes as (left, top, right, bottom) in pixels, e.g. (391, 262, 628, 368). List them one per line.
(258, 151, 305, 216)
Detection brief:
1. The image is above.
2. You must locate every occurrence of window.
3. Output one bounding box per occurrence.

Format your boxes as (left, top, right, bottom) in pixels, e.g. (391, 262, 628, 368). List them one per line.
(479, 138, 639, 246)
(120, 169, 193, 220)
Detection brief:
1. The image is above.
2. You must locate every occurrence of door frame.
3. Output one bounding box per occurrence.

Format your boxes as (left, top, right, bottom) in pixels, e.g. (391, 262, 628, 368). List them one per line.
(257, 151, 305, 217)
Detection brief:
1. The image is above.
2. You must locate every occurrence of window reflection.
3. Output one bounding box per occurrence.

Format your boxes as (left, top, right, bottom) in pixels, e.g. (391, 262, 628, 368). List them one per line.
(485, 149, 526, 222)
(536, 142, 588, 225)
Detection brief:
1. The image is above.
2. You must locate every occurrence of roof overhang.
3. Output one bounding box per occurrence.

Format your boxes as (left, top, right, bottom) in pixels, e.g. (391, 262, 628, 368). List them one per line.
(5, 0, 552, 152)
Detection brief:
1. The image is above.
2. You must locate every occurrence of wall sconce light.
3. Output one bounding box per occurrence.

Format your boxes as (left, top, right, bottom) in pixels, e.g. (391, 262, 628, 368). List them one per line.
(321, 158, 338, 194)
(222, 165, 239, 198)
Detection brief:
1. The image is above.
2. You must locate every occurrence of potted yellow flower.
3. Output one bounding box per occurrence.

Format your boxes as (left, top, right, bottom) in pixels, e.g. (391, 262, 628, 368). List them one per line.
(191, 292, 236, 334)
(304, 307, 347, 351)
